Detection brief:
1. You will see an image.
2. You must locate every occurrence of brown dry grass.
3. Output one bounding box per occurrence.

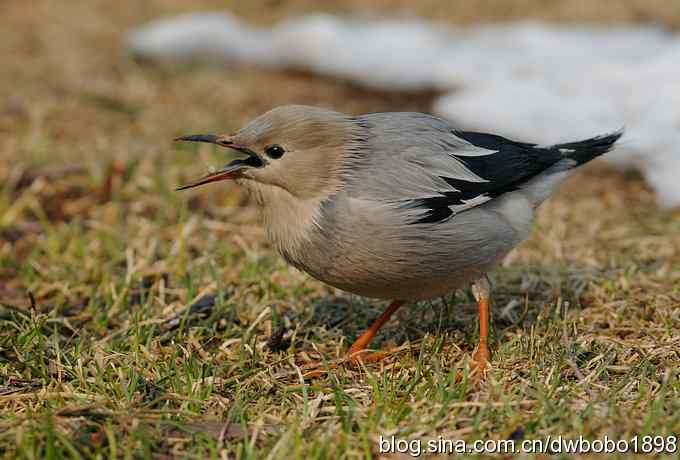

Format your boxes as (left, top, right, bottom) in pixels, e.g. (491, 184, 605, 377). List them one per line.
(1, 1, 679, 459)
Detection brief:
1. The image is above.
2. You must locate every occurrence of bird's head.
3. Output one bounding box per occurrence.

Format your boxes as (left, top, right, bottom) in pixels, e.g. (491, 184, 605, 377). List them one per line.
(176, 105, 362, 199)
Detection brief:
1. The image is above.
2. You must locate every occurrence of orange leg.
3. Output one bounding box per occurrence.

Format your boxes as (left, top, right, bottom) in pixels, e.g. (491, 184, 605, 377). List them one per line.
(346, 300, 405, 362)
(470, 277, 492, 375)
(301, 300, 405, 377)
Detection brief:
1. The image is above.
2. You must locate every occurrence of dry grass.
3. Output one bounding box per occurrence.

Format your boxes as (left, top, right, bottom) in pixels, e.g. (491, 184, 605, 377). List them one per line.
(1, 1, 679, 459)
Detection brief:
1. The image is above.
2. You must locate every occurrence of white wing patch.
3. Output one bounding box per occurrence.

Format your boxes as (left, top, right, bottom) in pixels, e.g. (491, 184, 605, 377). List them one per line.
(386, 135, 510, 223)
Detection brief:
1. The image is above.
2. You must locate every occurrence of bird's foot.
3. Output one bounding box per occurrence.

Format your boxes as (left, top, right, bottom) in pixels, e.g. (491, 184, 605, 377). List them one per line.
(299, 358, 342, 379)
(300, 300, 407, 378)
(471, 342, 491, 376)
(453, 344, 491, 383)
(299, 347, 400, 378)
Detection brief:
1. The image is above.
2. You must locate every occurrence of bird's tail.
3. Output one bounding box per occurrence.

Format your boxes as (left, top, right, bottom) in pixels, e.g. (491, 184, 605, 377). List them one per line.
(520, 130, 623, 207)
(552, 130, 623, 167)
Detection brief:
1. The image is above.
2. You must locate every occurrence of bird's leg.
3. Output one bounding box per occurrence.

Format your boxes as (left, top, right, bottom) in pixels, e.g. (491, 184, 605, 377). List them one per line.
(470, 276, 492, 375)
(346, 300, 406, 363)
(300, 300, 405, 378)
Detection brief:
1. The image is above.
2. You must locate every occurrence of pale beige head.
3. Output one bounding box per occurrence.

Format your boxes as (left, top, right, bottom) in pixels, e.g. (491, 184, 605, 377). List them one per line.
(176, 105, 361, 199)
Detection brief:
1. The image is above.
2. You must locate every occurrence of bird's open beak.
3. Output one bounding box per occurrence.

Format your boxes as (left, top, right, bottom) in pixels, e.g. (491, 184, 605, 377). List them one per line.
(174, 133, 264, 191)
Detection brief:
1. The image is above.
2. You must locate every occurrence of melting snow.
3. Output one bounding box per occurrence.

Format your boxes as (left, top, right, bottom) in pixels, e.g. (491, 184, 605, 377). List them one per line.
(129, 12, 680, 207)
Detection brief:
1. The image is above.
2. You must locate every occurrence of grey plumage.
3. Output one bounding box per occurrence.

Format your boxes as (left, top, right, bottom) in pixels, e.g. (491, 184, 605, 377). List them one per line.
(178, 105, 620, 300)
(176, 105, 621, 367)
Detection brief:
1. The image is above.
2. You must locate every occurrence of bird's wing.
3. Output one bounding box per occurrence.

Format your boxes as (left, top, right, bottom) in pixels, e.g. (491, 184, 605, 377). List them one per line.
(398, 129, 564, 223)
(351, 112, 618, 224)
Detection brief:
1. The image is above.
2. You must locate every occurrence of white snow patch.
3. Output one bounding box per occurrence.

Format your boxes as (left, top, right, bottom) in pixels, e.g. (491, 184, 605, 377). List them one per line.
(128, 12, 680, 207)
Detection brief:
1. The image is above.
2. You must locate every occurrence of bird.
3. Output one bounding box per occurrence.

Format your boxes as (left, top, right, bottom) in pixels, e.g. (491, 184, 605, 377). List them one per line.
(175, 105, 622, 375)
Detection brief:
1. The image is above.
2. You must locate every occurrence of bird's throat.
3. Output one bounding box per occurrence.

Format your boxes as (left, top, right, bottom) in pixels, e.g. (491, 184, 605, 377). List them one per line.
(241, 180, 323, 260)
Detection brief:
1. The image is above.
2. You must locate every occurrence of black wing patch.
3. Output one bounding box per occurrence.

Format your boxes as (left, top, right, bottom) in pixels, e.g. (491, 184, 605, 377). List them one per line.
(411, 131, 563, 224)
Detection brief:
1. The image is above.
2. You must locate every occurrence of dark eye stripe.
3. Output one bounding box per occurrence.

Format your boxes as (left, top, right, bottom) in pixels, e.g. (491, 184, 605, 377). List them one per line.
(265, 144, 285, 159)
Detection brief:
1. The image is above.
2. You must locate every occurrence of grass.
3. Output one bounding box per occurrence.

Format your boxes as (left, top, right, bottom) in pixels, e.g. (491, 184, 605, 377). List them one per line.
(1, 0, 679, 458)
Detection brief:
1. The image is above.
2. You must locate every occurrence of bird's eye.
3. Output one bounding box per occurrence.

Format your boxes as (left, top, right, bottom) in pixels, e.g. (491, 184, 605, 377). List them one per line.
(265, 144, 285, 159)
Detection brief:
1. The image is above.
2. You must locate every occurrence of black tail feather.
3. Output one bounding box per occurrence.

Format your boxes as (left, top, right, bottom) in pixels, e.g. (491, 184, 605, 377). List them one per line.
(554, 130, 623, 166)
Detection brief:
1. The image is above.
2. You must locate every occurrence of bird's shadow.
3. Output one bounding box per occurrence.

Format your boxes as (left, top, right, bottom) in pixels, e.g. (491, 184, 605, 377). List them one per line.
(302, 262, 603, 349)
